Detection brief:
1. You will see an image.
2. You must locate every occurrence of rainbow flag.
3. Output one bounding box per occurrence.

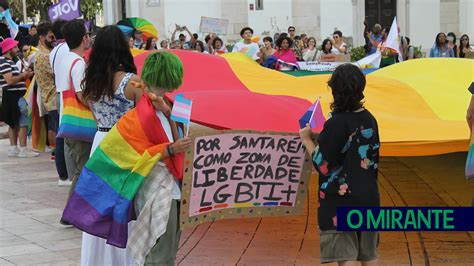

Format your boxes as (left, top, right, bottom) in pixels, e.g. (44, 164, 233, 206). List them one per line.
(62, 94, 184, 248)
(24, 77, 47, 152)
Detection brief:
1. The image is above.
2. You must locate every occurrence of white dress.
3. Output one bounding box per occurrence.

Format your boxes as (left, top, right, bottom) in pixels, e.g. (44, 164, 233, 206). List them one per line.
(80, 73, 137, 266)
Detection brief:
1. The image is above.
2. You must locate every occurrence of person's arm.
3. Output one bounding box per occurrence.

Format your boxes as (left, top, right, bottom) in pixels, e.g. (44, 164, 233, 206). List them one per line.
(366, 32, 378, 48)
(124, 74, 144, 105)
(171, 25, 178, 42)
(71, 60, 87, 104)
(336, 44, 347, 53)
(184, 26, 194, 42)
(468, 95, 474, 130)
(2, 70, 32, 85)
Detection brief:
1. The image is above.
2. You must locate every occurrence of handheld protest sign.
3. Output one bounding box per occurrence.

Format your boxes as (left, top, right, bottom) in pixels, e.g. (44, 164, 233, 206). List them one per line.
(180, 130, 312, 230)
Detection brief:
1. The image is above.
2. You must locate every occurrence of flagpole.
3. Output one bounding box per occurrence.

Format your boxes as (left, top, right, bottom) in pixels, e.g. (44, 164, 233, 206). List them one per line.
(308, 96, 321, 127)
(185, 101, 192, 138)
(22, 0, 27, 24)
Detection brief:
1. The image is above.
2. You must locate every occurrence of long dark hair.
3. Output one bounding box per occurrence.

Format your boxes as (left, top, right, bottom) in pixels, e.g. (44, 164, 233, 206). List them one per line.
(144, 38, 157, 50)
(82, 25, 137, 103)
(328, 64, 366, 113)
(459, 34, 470, 58)
(435, 32, 446, 48)
(321, 39, 332, 54)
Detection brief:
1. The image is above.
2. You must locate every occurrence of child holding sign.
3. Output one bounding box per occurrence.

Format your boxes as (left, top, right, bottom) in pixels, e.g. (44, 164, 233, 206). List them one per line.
(128, 52, 192, 265)
(299, 64, 380, 265)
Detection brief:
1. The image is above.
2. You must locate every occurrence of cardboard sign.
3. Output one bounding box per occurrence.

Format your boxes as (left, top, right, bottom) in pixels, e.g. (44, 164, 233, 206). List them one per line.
(199, 16, 228, 35)
(48, 0, 82, 22)
(180, 130, 312, 229)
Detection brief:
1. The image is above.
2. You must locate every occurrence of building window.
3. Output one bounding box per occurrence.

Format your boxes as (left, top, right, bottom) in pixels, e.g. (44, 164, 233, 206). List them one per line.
(256, 0, 264, 10)
(146, 0, 160, 7)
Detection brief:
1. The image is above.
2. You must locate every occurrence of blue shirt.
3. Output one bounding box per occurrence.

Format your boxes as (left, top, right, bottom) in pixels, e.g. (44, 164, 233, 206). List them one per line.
(369, 34, 383, 55)
(429, 44, 455, 58)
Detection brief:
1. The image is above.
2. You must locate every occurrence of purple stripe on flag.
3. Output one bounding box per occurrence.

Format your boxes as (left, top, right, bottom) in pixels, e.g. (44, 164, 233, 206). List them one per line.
(63, 192, 129, 248)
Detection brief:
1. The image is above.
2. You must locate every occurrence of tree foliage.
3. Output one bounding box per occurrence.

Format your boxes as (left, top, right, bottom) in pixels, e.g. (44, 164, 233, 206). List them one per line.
(8, 0, 102, 23)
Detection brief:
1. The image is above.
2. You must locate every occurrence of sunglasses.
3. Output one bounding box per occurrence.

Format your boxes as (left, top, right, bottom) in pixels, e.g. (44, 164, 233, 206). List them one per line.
(289, 29, 295, 32)
(462, 38, 469, 41)
(333, 36, 339, 39)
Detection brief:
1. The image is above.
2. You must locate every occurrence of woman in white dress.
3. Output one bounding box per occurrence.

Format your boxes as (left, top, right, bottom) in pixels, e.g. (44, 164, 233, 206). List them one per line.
(80, 25, 144, 266)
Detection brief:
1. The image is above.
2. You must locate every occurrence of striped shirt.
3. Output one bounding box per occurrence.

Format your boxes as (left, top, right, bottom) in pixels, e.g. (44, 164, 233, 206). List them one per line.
(0, 57, 26, 91)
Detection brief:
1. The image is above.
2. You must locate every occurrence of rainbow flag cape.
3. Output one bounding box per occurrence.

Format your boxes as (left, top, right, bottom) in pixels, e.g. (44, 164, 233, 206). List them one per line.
(62, 94, 184, 248)
(23, 77, 47, 152)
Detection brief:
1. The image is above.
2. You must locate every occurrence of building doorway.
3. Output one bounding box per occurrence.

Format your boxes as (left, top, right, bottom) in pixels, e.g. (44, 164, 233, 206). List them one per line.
(365, 0, 397, 28)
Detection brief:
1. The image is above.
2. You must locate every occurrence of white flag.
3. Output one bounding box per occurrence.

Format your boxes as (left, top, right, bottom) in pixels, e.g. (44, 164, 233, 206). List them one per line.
(385, 17, 403, 62)
(355, 51, 382, 68)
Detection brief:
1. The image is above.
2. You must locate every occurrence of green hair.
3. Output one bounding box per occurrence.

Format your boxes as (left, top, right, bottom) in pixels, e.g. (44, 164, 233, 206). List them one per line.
(141, 52, 184, 91)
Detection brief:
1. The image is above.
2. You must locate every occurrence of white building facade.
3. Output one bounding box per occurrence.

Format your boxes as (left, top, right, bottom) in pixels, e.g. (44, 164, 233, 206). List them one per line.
(102, 0, 474, 51)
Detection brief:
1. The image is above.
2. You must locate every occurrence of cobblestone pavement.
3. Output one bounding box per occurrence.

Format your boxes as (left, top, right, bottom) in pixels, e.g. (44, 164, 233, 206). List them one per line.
(0, 123, 473, 265)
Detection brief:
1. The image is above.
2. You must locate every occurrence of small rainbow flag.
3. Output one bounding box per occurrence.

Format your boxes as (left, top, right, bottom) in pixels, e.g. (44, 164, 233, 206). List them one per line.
(170, 93, 192, 125)
(299, 97, 326, 132)
(62, 94, 184, 248)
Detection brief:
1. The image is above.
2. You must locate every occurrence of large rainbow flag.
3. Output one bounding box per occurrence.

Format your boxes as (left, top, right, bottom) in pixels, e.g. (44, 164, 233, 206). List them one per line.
(62, 94, 184, 248)
(132, 50, 473, 157)
(23, 77, 47, 152)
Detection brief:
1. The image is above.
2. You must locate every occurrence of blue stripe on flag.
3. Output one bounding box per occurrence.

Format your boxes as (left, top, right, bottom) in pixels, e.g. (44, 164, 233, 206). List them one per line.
(175, 93, 192, 105)
(170, 114, 190, 124)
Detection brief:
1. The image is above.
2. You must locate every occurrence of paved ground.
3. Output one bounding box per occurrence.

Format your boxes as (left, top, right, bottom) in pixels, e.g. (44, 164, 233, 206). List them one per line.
(0, 124, 473, 265)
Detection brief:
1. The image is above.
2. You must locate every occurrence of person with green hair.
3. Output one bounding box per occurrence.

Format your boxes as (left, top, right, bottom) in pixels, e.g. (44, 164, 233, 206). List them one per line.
(128, 51, 192, 265)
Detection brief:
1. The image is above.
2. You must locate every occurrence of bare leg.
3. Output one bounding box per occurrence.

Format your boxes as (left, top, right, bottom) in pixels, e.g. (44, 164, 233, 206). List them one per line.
(18, 126, 27, 147)
(8, 127, 18, 146)
(361, 259, 378, 266)
(339, 261, 359, 266)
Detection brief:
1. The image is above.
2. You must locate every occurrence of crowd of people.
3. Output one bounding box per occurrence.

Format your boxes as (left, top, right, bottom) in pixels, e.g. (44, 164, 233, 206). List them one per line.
(0, 10, 472, 265)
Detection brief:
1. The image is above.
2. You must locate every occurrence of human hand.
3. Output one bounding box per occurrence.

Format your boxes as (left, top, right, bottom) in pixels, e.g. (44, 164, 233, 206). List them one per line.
(148, 92, 171, 116)
(299, 123, 313, 140)
(170, 138, 193, 154)
(24, 70, 34, 79)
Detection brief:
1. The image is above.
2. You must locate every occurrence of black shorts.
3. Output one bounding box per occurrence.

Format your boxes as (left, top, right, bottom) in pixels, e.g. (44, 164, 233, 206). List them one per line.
(46, 110, 59, 132)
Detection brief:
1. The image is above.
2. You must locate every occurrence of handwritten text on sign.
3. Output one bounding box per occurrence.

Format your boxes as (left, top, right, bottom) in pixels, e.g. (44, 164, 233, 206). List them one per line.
(189, 133, 307, 216)
(199, 16, 229, 35)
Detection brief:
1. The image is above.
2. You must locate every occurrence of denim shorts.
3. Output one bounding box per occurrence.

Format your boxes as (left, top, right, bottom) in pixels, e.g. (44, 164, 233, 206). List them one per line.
(47, 110, 59, 132)
(17, 97, 29, 128)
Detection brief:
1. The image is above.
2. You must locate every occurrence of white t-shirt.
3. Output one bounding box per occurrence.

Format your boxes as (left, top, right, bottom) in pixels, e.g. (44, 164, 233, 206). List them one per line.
(331, 42, 347, 55)
(156, 111, 181, 200)
(232, 42, 260, 60)
(50, 43, 86, 93)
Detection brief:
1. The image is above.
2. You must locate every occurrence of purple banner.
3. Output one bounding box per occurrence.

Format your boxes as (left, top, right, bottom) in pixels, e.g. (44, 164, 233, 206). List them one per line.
(48, 0, 82, 21)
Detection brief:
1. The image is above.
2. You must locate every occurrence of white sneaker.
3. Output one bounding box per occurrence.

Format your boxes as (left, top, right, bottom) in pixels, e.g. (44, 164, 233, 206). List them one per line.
(18, 148, 40, 158)
(7, 146, 19, 157)
(58, 179, 72, 187)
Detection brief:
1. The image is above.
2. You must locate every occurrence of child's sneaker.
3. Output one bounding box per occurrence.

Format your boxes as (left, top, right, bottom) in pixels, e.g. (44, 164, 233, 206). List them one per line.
(7, 146, 19, 157)
(18, 147, 39, 158)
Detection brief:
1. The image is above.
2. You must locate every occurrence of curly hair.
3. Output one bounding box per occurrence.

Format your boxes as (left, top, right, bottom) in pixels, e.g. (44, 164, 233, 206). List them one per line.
(141, 52, 183, 91)
(328, 64, 366, 113)
(276, 36, 293, 49)
(81, 25, 136, 103)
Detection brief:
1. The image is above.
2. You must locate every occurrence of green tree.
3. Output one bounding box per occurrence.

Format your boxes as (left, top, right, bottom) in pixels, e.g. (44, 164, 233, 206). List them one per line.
(8, 0, 102, 23)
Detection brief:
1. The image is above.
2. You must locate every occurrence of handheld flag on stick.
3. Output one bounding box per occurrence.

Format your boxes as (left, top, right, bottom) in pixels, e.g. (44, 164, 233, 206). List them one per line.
(299, 97, 326, 132)
(170, 93, 193, 137)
